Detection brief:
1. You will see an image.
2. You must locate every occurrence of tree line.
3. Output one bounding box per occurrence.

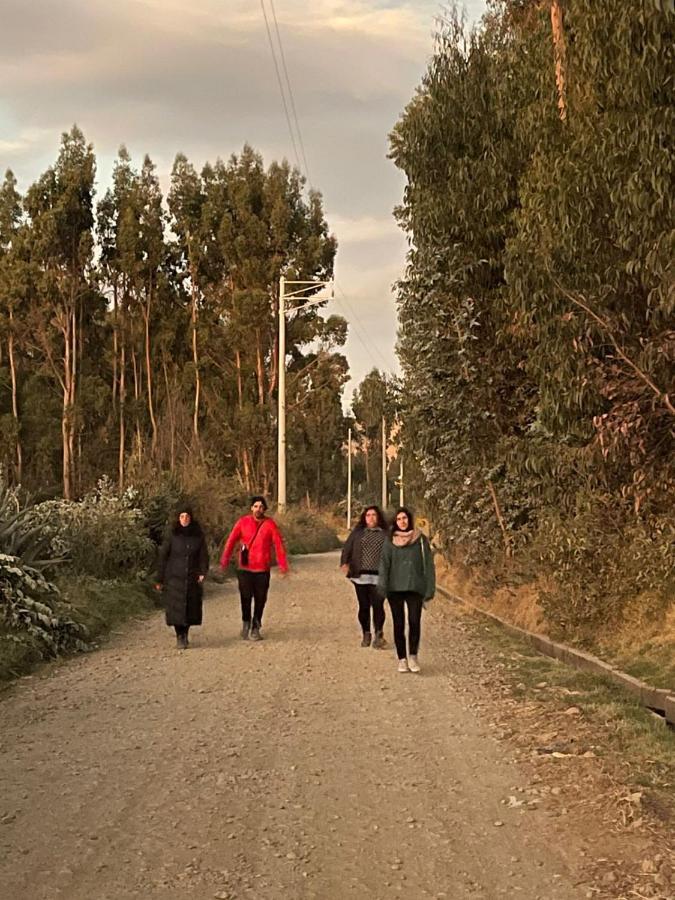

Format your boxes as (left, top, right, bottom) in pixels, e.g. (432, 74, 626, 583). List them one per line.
(390, 1, 673, 635)
(0, 129, 372, 507)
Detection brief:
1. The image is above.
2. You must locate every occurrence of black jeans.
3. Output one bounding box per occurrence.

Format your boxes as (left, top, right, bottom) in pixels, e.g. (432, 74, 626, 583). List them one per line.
(174, 625, 190, 637)
(387, 592, 424, 659)
(237, 570, 271, 626)
(354, 583, 385, 633)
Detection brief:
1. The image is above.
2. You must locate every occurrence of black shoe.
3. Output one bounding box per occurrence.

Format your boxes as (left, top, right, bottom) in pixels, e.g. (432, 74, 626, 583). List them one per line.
(361, 631, 372, 647)
(241, 623, 250, 640)
(250, 625, 262, 641)
(177, 633, 188, 650)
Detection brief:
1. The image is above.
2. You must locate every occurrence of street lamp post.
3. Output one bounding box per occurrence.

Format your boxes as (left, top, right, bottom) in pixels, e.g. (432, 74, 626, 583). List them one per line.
(277, 275, 334, 513)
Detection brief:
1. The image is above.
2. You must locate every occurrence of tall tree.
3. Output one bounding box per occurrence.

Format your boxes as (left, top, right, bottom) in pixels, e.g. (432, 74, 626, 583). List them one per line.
(24, 127, 96, 499)
(0, 170, 24, 481)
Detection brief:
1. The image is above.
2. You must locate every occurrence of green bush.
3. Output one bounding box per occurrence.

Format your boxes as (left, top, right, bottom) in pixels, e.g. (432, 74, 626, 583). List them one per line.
(278, 510, 341, 555)
(0, 475, 60, 571)
(533, 501, 675, 639)
(28, 476, 154, 578)
(0, 553, 89, 660)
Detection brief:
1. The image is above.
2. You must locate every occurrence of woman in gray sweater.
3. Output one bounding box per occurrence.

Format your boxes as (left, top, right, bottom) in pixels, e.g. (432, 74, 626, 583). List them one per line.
(378, 507, 435, 673)
(340, 506, 388, 648)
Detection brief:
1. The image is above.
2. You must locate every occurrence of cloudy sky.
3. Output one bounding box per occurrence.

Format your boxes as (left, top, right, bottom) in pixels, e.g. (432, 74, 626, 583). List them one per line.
(0, 0, 487, 405)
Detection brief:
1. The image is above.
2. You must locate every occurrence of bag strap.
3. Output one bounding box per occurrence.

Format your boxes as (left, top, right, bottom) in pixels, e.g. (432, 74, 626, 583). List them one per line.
(247, 518, 266, 550)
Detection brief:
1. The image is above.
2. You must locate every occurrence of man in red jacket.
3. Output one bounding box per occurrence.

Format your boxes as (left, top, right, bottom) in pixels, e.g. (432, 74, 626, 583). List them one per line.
(220, 496, 289, 641)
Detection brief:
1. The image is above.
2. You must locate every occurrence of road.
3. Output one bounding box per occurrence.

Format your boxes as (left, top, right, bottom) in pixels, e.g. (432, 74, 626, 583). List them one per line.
(0, 551, 587, 899)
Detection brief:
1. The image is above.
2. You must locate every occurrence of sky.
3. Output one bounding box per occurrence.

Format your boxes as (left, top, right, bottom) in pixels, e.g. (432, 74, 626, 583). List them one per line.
(0, 0, 487, 407)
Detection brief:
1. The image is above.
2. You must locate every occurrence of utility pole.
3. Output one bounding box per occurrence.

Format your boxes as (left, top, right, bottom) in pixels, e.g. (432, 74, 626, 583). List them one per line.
(277, 275, 334, 514)
(381, 416, 387, 511)
(399, 454, 404, 507)
(346, 426, 352, 529)
(277, 276, 287, 514)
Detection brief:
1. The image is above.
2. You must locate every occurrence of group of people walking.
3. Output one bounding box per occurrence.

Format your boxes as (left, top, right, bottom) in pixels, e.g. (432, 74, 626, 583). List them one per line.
(341, 504, 435, 673)
(155, 496, 435, 673)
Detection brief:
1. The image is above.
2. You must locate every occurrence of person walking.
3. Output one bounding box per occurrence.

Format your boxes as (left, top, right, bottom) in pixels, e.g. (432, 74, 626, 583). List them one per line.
(378, 507, 435, 674)
(219, 496, 289, 641)
(155, 506, 209, 650)
(340, 505, 388, 648)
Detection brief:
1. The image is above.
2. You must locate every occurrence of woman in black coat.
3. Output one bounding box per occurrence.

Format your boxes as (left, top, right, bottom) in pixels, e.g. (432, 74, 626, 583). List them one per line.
(155, 506, 209, 649)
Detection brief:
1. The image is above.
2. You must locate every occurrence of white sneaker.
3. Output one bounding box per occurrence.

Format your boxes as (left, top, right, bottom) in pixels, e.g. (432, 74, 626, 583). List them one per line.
(397, 658, 409, 673)
(408, 655, 421, 673)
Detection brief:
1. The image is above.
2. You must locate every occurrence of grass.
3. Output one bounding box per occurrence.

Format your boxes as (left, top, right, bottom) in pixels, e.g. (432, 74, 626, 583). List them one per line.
(0, 575, 155, 686)
(474, 616, 675, 794)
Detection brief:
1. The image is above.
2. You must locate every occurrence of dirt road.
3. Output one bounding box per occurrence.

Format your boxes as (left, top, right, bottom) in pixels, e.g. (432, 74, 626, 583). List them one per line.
(0, 551, 591, 899)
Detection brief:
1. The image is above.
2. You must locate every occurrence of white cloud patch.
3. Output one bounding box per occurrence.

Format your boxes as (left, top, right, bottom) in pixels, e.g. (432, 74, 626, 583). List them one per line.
(1, 0, 488, 391)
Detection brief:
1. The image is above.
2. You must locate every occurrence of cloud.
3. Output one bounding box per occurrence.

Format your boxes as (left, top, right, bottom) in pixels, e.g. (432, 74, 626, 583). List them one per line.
(0, 126, 52, 157)
(1, 0, 488, 395)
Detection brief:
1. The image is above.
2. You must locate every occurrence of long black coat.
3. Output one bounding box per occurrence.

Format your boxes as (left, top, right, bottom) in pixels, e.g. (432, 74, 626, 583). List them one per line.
(157, 524, 209, 627)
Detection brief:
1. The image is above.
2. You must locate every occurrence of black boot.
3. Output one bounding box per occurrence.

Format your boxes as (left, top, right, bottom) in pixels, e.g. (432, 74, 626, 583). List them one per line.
(372, 630, 387, 649)
(361, 631, 372, 647)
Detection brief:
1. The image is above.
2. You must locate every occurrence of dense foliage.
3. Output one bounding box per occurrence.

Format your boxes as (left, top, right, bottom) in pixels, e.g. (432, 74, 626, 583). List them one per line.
(0, 135, 348, 507)
(390, 1, 674, 638)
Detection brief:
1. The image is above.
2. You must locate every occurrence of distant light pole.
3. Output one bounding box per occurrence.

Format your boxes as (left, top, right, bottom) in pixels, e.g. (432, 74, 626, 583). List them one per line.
(346, 426, 352, 529)
(398, 454, 404, 507)
(381, 416, 387, 510)
(277, 275, 334, 514)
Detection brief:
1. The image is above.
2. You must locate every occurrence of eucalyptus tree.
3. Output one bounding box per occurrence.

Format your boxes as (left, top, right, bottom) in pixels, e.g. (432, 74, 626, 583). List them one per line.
(24, 127, 98, 499)
(0, 170, 24, 481)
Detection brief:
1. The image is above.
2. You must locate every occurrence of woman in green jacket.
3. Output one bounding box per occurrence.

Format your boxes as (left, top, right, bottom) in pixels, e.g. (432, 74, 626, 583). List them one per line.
(378, 507, 435, 673)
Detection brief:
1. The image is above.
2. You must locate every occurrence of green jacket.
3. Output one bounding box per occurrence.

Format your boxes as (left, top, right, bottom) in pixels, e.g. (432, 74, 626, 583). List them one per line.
(378, 533, 435, 600)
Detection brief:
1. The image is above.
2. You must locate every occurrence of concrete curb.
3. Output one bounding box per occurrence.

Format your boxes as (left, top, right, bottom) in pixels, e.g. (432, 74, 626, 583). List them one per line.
(436, 584, 675, 726)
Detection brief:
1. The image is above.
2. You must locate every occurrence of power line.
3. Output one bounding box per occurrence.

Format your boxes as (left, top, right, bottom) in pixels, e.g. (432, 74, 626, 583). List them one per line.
(333, 283, 394, 374)
(259, 0, 301, 172)
(268, 0, 312, 186)
(258, 3, 395, 381)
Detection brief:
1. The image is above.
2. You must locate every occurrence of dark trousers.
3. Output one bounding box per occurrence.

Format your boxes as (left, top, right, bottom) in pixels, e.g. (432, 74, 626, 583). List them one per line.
(354, 583, 385, 634)
(174, 625, 190, 637)
(388, 592, 424, 659)
(237, 570, 271, 626)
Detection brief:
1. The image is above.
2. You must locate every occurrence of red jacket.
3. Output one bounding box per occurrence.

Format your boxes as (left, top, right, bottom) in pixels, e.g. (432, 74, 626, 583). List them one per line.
(220, 514, 289, 573)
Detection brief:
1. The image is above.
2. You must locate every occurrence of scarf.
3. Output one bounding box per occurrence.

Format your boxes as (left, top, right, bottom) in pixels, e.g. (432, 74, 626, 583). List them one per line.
(391, 528, 421, 547)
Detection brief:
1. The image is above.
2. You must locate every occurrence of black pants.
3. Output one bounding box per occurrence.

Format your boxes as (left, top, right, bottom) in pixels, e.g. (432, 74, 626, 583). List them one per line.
(237, 570, 271, 626)
(354, 583, 385, 634)
(388, 592, 424, 659)
(174, 625, 190, 637)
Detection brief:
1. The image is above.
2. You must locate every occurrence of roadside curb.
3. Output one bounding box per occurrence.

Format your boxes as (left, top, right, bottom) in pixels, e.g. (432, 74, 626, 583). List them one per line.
(436, 583, 675, 727)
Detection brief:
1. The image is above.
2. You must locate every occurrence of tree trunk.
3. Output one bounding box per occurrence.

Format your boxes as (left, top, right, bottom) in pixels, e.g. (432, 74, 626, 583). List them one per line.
(187, 239, 201, 445)
(7, 309, 22, 483)
(112, 286, 118, 410)
(118, 340, 126, 490)
(550, 1, 567, 121)
(162, 353, 176, 472)
(143, 280, 158, 456)
(62, 309, 73, 500)
(69, 303, 77, 495)
(235, 349, 243, 409)
(131, 346, 143, 460)
(256, 330, 265, 406)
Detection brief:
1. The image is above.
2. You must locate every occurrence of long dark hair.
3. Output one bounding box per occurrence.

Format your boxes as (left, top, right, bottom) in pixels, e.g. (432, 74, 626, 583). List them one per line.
(358, 505, 386, 529)
(390, 506, 414, 536)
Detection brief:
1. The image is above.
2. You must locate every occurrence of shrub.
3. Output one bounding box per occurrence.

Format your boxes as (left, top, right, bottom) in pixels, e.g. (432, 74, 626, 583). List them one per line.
(0, 475, 60, 571)
(533, 500, 675, 640)
(0, 553, 89, 657)
(27, 476, 154, 579)
(278, 509, 341, 555)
